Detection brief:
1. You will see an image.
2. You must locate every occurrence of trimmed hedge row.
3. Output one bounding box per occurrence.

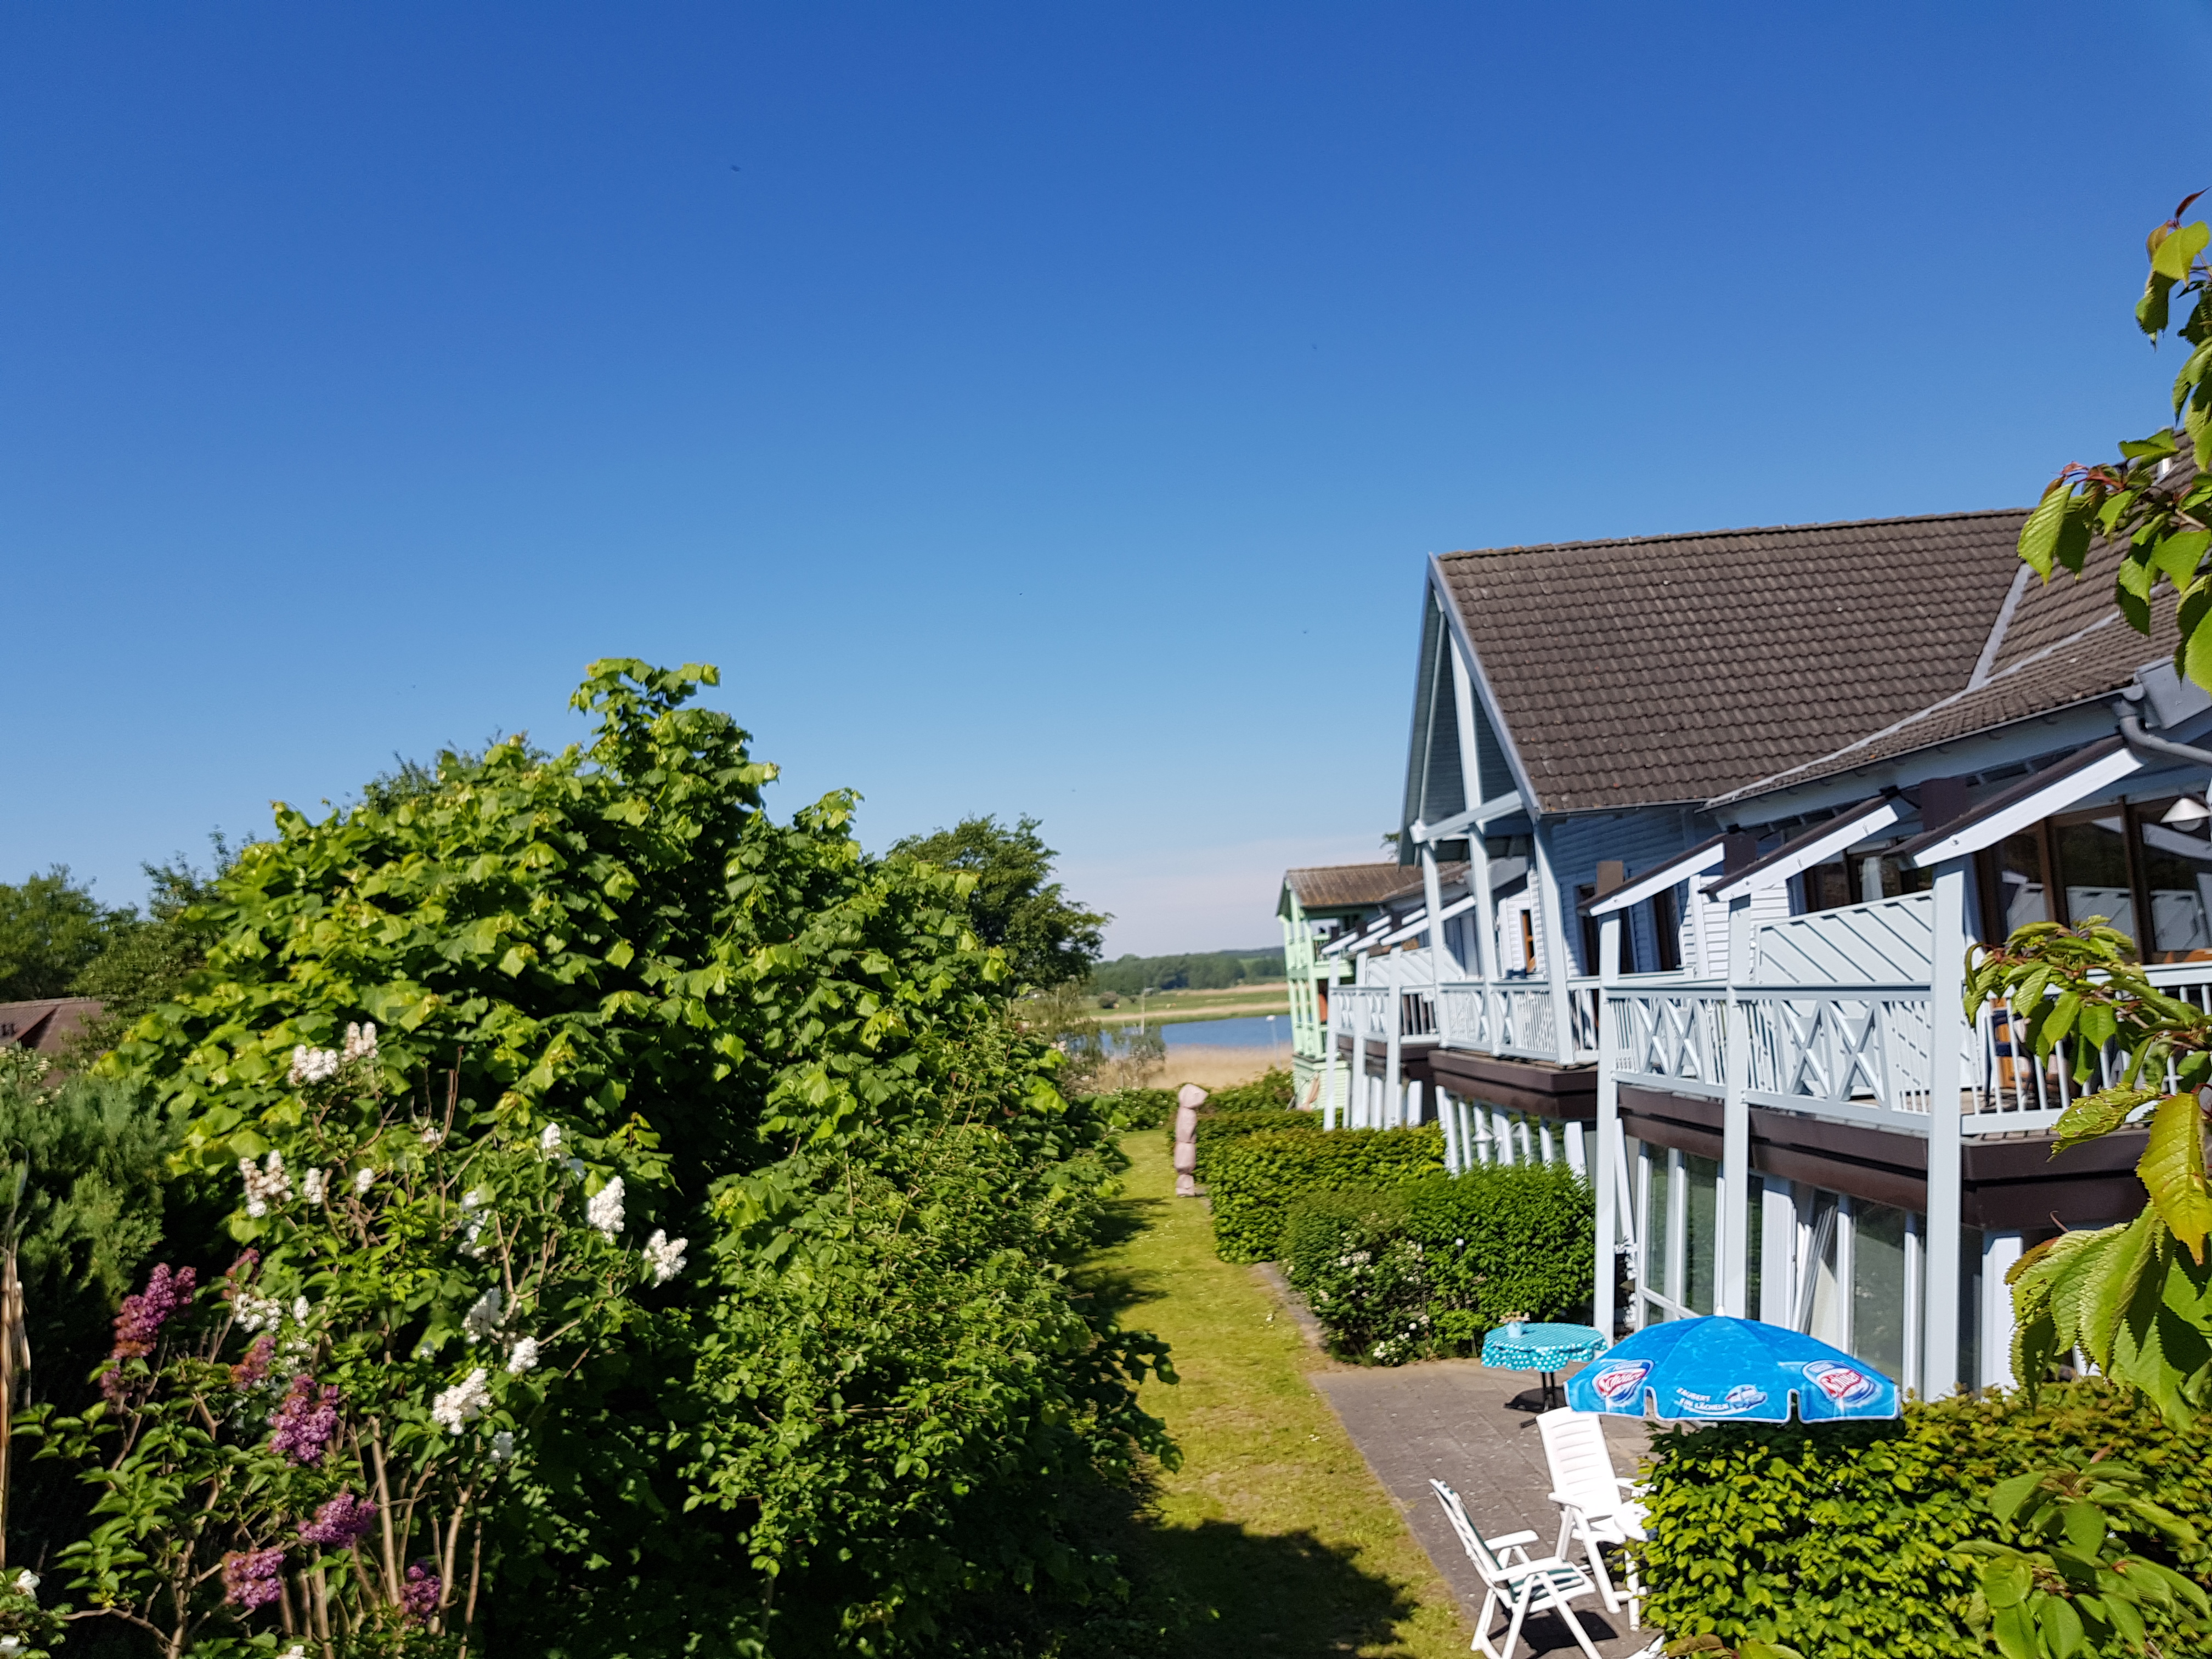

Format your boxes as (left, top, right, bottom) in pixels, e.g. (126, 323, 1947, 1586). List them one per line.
(1640, 1381, 2212, 1658)
(1203, 1067, 1294, 1112)
(1193, 1109, 1316, 1183)
(1281, 1165, 1593, 1364)
(1206, 1125, 1444, 1262)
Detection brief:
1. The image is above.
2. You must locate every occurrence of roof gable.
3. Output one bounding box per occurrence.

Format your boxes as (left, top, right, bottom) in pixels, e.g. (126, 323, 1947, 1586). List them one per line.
(1431, 509, 2029, 815)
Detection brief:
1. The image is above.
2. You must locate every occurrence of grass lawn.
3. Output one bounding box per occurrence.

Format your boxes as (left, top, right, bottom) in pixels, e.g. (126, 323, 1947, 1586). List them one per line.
(1082, 1132, 1469, 1657)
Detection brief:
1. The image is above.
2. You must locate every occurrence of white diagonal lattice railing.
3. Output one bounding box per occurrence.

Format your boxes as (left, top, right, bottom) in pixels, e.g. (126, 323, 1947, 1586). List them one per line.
(1609, 986, 1728, 1096)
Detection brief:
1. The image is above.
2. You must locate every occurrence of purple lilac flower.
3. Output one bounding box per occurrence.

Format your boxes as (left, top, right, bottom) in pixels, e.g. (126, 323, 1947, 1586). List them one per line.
(400, 1562, 442, 1623)
(110, 1265, 196, 1362)
(221, 1548, 286, 1610)
(101, 1263, 198, 1401)
(268, 1375, 342, 1465)
(298, 1492, 379, 1547)
(229, 1334, 276, 1389)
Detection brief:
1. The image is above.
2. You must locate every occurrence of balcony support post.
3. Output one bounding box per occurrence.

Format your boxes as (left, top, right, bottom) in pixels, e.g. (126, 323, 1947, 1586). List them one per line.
(1322, 1003, 1341, 1131)
(1594, 912, 1623, 1339)
(1533, 821, 1576, 1065)
(1923, 856, 1970, 1400)
(1720, 895, 1754, 1319)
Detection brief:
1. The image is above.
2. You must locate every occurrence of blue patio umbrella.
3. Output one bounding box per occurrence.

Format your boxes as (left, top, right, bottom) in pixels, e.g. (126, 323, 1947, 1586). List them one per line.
(1564, 1316, 1899, 1423)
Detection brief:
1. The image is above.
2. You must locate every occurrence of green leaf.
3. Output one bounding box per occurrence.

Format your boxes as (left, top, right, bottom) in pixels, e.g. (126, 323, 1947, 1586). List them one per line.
(1991, 1600, 2039, 1659)
(2117, 552, 2156, 633)
(2060, 1500, 2106, 1556)
(2042, 1594, 2086, 1658)
(2181, 582, 2212, 689)
(1989, 1472, 2047, 1521)
(2153, 220, 2210, 281)
(2021, 483, 2076, 580)
(2052, 1087, 2158, 1155)
(2138, 1092, 2212, 1262)
(2141, 269, 2178, 337)
(1983, 1551, 2034, 1609)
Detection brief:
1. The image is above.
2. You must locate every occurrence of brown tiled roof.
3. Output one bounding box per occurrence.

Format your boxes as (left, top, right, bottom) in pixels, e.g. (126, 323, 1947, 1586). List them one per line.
(0, 998, 103, 1055)
(1708, 540, 2174, 805)
(1282, 862, 1464, 911)
(1437, 510, 2029, 814)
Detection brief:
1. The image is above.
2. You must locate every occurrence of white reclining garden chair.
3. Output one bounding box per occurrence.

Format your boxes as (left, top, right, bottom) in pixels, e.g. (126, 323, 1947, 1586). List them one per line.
(1535, 1408, 1647, 1629)
(1427, 1477, 1605, 1659)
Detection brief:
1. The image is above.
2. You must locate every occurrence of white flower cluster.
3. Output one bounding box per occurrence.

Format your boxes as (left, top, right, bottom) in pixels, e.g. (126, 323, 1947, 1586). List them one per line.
(431, 1368, 492, 1433)
(353, 1166, 377, 1197)
(490, 1430, 516, 1462)
(459, 1189, 493, 1258)
(288, 1046, 341, 1086)
(239, 1151, 292, 1218)
(506, 1336, 539, 1376)
(14, 1570, 37, 1596)
(539, 1122, 562, 1154)
(302, 1167, 328, 1206)
(234, 1290, 284, 1335)
(642, 1229, 687, 1285)
(420, 1123, 445, 1148)
(462, 1286, 505, 1345)
(341, 1021, 377, 1063)
(586, 1176, 625, 1237)
(280, 1646, 308, 1659)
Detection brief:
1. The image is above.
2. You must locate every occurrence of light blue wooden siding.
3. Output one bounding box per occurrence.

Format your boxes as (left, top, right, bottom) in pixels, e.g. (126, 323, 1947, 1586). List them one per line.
(1549, 809, 1707, 973)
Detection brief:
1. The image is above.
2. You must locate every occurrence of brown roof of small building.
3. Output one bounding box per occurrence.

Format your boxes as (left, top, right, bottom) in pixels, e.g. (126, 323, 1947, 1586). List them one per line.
(1436, 509, 2030, 814)
(1282, 861, 1464, 912)
(0, 998, 103, 1056)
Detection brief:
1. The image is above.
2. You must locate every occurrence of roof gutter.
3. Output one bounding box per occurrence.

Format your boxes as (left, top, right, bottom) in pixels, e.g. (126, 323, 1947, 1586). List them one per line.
(2118, 710, 2212, 773)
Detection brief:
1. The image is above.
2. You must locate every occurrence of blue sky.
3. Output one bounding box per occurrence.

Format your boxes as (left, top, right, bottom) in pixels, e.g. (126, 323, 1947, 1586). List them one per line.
(5, 2, 2209, 955)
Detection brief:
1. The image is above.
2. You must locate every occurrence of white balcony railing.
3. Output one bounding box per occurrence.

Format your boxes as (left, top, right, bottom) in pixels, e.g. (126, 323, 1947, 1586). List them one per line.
(1607, 960, 2212, 1139)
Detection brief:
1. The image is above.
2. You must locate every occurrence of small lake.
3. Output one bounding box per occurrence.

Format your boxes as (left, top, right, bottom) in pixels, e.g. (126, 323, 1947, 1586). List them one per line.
(1113, 1014, 1293, 1052)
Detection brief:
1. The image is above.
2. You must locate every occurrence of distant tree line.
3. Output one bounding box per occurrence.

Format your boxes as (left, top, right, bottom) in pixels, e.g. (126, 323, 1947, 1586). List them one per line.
(1089, 948, 1285, 995)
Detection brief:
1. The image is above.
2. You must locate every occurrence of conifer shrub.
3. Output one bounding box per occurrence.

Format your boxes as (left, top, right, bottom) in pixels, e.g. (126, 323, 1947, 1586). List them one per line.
(1280, 1165, 1593, 1363)
(1204, 1126, 1444, 1262)
(1639, 1381, 2212, 1658)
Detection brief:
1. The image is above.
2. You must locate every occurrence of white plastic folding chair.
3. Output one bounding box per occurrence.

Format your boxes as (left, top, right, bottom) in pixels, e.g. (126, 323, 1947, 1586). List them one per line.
(1427, 1477, 1606, 1659)
(1535, 1408, 1647, 1629)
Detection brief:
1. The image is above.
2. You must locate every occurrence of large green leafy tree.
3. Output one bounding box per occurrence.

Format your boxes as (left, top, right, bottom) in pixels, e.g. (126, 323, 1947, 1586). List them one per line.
(84, 661, 1170, 1657)
(1926, 204, 2212, 1659)
(890, 816, 1107, 990)
(0, 869, 127, 1003)
(2020, 192, 2212, 684)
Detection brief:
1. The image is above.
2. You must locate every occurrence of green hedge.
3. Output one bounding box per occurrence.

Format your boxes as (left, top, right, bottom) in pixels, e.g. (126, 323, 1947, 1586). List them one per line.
(1192, 1108, 1316, 1183)
(1281, 1165, 1593, 1363)
(1203, 1067, 1294, 1112)
(1088, 1086, 1176, 1131)
(1640, 1381, 2212, 1658)
(1205, 1125, 1444, 1262)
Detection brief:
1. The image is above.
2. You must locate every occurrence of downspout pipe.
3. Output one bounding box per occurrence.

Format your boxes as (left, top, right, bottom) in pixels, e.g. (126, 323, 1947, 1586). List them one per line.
(2118, 710, 2212, 772)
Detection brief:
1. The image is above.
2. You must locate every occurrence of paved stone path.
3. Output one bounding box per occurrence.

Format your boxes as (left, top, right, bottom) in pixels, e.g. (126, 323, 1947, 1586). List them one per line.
(1251, 1267, 1657, 1659)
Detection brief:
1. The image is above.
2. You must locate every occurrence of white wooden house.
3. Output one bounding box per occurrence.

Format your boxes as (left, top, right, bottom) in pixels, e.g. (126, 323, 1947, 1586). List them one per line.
(1313, 506, 2212, 1400)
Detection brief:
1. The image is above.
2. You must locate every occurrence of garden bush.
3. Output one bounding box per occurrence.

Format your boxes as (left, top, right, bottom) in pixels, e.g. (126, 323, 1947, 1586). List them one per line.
(1639, 1380, 2212, 1658)
(1191, 1108, 1316, 1183)
(62, 660, 1172, 1658)
(1280, 1165, 1593, 1363)
(1202, 1068, 1293, 1113)
(1088, 1085, 1175, 1131)
(1205, 1125, 1443, 1262)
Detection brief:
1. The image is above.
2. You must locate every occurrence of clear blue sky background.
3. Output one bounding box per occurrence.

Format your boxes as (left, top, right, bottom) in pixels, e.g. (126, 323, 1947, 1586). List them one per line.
(6, 2, 2209, 956)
